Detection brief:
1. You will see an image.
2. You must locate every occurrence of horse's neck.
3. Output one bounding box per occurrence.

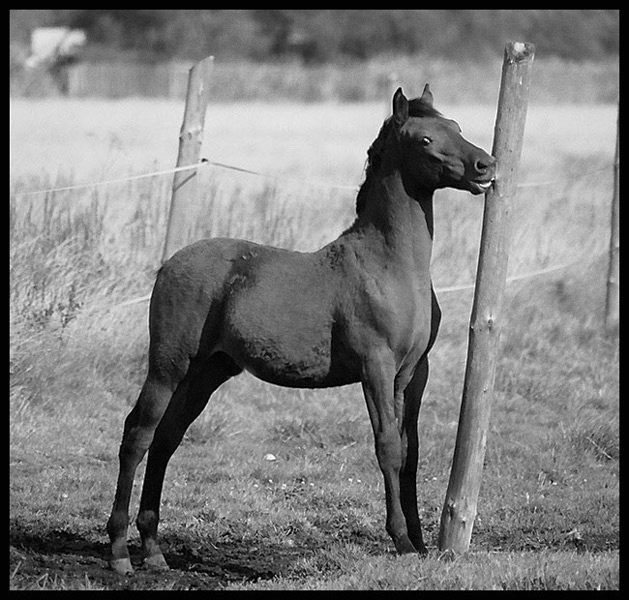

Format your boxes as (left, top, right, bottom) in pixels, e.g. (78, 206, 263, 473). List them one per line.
(349, 168, 434, 273)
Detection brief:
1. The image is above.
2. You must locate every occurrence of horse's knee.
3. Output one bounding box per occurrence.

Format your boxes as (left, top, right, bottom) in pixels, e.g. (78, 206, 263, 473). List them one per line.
(375, 427, 403, 472)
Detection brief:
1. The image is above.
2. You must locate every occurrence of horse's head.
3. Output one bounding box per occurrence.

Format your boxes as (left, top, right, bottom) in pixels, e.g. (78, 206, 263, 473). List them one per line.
(391, 85, 496, 195)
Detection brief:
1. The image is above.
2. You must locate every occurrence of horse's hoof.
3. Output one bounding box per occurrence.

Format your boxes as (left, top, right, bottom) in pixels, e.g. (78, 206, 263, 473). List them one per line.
(414, 544, 428, 557)
(143, 553, 169, 571)
(394, 535, 418, 555)
(110, 557, 134, 575)
(408, 534, 428, 555)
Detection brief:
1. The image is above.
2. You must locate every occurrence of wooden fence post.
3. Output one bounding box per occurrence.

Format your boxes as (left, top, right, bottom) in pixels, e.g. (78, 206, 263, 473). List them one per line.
(604, 103, 619, 332)
(437, 42, 535, 554)
(162, 55, 214, 263)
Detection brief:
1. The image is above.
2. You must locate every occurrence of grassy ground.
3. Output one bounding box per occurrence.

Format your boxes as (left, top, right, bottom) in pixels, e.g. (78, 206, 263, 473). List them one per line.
(10, 98, 618, 590)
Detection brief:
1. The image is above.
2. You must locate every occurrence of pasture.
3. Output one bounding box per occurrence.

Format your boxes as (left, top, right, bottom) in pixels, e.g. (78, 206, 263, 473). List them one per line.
(10, 97, 618, 590)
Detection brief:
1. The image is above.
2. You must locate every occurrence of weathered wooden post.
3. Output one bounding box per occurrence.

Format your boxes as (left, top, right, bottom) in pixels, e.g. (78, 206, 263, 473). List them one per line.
(162, 55, 214, 263)
(604, 103, 619, 332)
(438, 42, 535, 554)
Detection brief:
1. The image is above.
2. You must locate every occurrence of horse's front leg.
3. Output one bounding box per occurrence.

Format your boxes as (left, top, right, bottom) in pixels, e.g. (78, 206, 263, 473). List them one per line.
(361, 351, 416, 554)
(399, 357, 429, 554)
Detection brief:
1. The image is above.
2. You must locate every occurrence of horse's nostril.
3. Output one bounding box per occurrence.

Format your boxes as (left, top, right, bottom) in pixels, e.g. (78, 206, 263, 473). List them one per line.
(474, 159, 489, 173)
(473, 155, 497, 175)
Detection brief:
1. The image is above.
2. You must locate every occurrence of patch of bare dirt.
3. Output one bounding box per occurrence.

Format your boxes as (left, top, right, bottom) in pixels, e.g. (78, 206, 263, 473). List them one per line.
(10, 519, 306, 590)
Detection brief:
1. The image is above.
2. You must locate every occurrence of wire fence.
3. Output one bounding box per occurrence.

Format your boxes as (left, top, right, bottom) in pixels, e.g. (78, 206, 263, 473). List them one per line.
(10, 154, 618, 312)
(9, 157, 618, 198)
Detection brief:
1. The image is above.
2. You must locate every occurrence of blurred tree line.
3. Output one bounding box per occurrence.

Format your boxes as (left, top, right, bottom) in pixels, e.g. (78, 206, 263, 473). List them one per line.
(10, 9, 618, 64)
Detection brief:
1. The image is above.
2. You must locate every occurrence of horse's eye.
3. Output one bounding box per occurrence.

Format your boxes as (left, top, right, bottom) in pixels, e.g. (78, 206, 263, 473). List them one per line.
(421, 137, 432, 146)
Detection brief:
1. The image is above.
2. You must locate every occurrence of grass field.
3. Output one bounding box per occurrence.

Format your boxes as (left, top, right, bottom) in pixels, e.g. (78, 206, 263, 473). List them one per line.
(10, 97, 618, 590)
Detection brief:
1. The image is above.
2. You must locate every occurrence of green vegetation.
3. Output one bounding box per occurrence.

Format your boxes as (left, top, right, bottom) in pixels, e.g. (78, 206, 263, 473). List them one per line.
(10, 100, 618, 589)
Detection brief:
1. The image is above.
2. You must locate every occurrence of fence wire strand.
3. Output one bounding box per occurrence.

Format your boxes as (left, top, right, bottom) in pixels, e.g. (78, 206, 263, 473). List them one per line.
(10, 158, 617, 198)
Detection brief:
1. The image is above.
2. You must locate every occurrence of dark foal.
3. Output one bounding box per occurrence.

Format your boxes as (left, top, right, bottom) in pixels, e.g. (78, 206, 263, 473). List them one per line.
(107, 85, 495, 574)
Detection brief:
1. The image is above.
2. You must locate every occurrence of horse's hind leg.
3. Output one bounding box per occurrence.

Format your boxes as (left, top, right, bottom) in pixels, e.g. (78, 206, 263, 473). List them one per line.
(136, 352, 242, 570)
(107, 374, 175, 574)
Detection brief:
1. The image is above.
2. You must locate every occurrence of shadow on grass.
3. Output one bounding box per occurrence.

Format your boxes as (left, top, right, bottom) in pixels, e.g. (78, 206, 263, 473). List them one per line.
(9, 517, 310, 590)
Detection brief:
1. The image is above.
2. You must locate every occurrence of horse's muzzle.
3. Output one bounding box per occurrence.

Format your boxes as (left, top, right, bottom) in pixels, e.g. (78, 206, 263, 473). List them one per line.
(466, 152, 496, 194)
(467, 177, 495, 194)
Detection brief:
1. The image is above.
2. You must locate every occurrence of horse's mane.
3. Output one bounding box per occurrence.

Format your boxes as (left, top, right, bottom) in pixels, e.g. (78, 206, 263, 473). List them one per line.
(354, 97, 442, 215)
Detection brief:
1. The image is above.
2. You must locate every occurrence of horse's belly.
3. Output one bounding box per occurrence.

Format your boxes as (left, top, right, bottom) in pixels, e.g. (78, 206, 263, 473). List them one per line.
(225, 323, 359, 388)
(219, 293, 355, 388)
(240, 346, 359, 389)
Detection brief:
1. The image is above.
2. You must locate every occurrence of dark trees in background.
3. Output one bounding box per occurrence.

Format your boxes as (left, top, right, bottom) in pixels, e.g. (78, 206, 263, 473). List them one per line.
(10, 9, 619, 64)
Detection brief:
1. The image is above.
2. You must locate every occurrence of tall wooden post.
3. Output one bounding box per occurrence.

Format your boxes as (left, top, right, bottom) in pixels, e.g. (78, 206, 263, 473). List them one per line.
(438, 42, 535, 554)
(162, 55, 214, 263)
(604, 104, 619, 332)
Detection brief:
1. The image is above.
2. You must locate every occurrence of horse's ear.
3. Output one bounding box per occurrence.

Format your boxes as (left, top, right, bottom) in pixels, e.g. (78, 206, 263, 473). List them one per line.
(392, 87, 409, 123)
(420, 83, 434, 107)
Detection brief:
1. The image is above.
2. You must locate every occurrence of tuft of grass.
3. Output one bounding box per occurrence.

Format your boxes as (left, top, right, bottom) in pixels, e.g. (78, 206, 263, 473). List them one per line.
(566, 419, 619, 462)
